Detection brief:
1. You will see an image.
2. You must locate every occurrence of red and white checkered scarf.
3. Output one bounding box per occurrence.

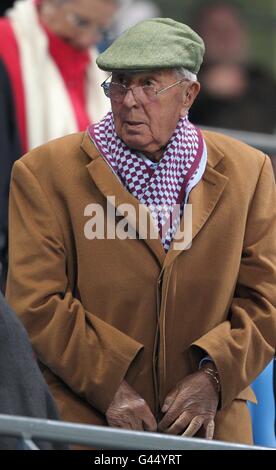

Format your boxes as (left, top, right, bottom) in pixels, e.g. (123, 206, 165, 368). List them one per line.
(88, 111, 204, 251)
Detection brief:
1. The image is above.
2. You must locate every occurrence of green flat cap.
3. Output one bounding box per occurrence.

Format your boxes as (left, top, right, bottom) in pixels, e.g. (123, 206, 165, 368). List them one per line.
(96, 18, 205, 74)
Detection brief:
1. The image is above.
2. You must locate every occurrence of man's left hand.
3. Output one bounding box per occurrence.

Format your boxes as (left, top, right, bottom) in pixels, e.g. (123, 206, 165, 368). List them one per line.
(158, 364, 220, 439)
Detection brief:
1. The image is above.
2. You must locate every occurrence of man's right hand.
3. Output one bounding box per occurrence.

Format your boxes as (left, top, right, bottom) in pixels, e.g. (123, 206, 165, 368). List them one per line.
(105, 380, 157, 432)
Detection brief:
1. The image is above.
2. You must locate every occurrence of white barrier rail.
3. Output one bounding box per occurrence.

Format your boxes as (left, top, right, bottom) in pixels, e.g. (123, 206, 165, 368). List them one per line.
(203, 126, 276, 155)
(0, 414, 273, 450)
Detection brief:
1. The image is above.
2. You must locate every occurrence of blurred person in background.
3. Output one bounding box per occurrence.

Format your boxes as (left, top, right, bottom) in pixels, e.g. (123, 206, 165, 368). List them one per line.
(0, 0, 118, 154)
(0, 0, 118, 290)
(189, 1, 276, 134)
(0, 59, 21, 293)
(103, 0, 161, 49)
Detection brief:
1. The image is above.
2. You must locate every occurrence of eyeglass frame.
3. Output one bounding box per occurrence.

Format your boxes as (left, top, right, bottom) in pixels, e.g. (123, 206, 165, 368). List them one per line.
(101, 74, 189, 102)
(65, 12, 107, 35)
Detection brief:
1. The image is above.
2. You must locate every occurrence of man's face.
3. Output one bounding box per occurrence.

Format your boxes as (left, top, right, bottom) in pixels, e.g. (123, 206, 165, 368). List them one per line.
(111, 70, 195, 160)
(40, 0, 118, 50)
(197, 6, 248, 63)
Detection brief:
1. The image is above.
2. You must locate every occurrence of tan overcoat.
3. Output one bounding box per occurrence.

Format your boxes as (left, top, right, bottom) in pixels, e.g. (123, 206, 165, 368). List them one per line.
(6, 130, 276, 444)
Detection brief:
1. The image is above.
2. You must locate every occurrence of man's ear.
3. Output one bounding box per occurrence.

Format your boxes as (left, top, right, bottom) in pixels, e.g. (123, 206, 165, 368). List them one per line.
(180, 81, 201, 116)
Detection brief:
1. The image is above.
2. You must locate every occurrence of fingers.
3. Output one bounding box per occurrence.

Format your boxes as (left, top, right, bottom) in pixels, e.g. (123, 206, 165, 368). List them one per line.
(165, 412, 191, 435)
(158, 402, 180, 432)
(141, 406, 158, 432)
(127, 409, 156, 432)
(160, 412, 204, 437)
(162, 387, 179, 414)
(106, 380, 157, 432)
(131, 415, 145, 431)
(182, 416, 205, 437)
(159, 411, 215, 439)
(107, 414, 147, 431)
(204, 419, 215, 440)
(117, 422, 132, 430)
(107, 418, 133, 430)
(158, 409, 176, 432)
(160, 383, 184, 428)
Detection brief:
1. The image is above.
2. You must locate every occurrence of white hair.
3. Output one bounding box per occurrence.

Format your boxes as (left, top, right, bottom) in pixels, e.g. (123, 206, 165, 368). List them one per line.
(175, 67, 197, 82)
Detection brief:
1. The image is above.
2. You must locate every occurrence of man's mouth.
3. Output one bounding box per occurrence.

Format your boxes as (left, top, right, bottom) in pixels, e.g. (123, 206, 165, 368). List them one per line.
(125, 121, 145, 126)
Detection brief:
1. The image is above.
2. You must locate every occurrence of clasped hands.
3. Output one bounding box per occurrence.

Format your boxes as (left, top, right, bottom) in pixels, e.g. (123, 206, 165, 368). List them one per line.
(105, 364, 220, 439)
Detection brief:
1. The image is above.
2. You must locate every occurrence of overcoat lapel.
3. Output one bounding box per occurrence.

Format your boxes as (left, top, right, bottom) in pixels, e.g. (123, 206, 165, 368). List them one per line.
(81, 131, 229, 270)
(163, 166, 229, 269)
(82, 132, 166, 266)
(163, 134, 229, 269)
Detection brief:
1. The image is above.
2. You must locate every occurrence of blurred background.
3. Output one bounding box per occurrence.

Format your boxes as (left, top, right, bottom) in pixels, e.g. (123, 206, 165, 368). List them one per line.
(2, 0, 276, 77)
(158, 0, 276, 78)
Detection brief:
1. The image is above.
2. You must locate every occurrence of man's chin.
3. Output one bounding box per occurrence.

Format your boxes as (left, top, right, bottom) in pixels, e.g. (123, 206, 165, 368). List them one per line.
(122, 137, 152, 154)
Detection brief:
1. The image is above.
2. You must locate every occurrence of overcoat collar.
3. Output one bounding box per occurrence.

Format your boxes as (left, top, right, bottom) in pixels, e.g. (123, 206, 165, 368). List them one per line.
(81, 130, 229, 268)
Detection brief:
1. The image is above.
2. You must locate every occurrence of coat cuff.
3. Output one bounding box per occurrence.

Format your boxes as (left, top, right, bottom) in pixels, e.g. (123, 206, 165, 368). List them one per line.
(88, 339, 143, 414)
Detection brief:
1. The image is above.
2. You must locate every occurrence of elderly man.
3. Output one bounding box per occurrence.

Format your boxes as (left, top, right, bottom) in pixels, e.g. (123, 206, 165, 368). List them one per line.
(6, 18, 276, 444)
(0, 0, 117, 153)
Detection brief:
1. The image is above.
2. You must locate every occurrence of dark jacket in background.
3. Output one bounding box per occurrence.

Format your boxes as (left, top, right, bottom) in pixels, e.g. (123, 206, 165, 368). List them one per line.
(190, 64, 276, 135)
(0, 292, 64, 449)
(0, 59, 21, 291)
(0, 1, 14, 16)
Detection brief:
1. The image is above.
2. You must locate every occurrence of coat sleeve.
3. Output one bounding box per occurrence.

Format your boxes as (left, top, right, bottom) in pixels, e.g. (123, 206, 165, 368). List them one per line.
(6, 159, 143, 414)
(189, 155, 276, 409)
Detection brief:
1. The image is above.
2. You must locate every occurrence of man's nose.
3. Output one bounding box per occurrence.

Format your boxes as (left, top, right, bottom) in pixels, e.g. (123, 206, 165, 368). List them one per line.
(122, 88, 139, 108)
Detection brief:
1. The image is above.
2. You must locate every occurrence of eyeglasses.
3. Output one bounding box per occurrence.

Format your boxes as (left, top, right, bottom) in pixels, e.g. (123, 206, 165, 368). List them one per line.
(65, 12, 106, 35)
(101, 74, 188, 103)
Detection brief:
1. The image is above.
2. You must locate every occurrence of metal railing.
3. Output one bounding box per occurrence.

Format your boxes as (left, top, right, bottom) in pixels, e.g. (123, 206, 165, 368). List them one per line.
(203, 126, 276, 156)
(0, 414, 273, 450)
